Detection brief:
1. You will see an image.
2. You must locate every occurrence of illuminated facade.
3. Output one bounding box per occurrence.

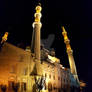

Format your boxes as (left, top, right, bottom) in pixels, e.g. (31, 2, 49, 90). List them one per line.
(0, 4, 80, 92)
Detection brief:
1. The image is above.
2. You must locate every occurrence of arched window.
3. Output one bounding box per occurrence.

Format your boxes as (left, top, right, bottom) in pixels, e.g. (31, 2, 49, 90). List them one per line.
(10, 65, 16, 73)
(53, 83, 56, 90)
(24, 68, 28, 75)
(48, 82, 52, 91)
(49, 74, 51, 79)
(58, 76, 60, 80)
(53, 75, 55, 80)
(45, 73, 47, 78)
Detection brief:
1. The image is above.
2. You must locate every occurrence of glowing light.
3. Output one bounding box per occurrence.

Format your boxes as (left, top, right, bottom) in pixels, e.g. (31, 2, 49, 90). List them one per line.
(48, 55, 60, 63)
(34, 5, 42, 22)
(1, 32, 8, 44)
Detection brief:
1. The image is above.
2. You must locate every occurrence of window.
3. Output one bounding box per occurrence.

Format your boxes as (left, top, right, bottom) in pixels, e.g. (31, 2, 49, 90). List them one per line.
(67, 79, 68, 83)
(45, 73, 47, 77)
(64, 79, 66, 83)
(19, 55, 24, 62)
(24, 68, 28, 75)
(49, 74, 51, 79)
(48, 82, 52, 91)
(53, 83, 56, 89)
(10, 66, 16, 73)
(58, 76, 60, 80)
(53, 75, 55, 80)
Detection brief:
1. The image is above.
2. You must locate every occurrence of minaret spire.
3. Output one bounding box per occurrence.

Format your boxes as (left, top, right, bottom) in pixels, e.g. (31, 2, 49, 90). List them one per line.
(0, 32, 8, 50)
(31, 4, 42, 60)
(1, 32, 8, 44)
(62, 26, 80, 84)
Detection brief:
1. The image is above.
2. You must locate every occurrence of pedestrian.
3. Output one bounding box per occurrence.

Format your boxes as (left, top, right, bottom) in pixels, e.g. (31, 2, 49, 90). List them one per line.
(1, 85, 7, 92)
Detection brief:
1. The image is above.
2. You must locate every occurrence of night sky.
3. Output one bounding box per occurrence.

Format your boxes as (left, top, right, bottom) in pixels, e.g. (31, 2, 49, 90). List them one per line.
(0, 0, 91, 91)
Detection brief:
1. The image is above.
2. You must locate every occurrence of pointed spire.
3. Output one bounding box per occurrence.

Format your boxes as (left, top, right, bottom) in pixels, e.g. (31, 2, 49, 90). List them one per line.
(1, 32, 8, 44)
(62, 26, 72, 53)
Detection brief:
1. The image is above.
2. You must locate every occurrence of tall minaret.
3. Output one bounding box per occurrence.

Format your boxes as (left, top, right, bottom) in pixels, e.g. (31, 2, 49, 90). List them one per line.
(0, 32, 8, 50)
(31, 4, 42, 60)
(1, 32, 8, 44)
(62, 26, 80, 84)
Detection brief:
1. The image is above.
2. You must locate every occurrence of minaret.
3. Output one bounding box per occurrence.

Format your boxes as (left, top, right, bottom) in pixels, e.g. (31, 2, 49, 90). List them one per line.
(31, 4, 42, 60)
(0, 32, 8, 50)
(1, 32, 8, 44)
(62, 26, 80, 84)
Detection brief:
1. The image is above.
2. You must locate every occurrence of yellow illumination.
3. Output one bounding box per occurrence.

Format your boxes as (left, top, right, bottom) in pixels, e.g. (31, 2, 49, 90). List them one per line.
(66, 44, 71, 50)
(36, 5, 42, 13)
(64, 35, 68, 40)
(62, 27, 72, 51)
(62, 27, 69, 41)
(62, 26, 66, 33)
(1, 32, 8, 43)
(48, 55, 60, 63)
(34, 5, 42, 22)
(80, 81, 86, 87)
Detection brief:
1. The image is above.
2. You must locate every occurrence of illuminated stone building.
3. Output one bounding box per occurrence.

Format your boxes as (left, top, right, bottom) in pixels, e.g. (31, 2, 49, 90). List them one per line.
(0, 4, 80, 92)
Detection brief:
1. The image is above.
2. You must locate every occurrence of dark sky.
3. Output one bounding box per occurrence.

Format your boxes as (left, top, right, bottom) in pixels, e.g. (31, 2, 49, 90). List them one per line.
(0, 0, 91, 91)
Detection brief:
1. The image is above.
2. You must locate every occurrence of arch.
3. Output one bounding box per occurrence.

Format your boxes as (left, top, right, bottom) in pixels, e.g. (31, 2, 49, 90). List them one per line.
(8, 76, 16, 82)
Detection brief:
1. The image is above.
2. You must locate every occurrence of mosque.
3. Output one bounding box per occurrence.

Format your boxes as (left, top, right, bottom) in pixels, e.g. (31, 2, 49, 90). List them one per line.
(0, 4, 82, 92)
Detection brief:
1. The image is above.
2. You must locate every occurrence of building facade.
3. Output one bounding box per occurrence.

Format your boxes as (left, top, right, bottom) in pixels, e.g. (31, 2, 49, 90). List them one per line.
(0, 42, 80, 92)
